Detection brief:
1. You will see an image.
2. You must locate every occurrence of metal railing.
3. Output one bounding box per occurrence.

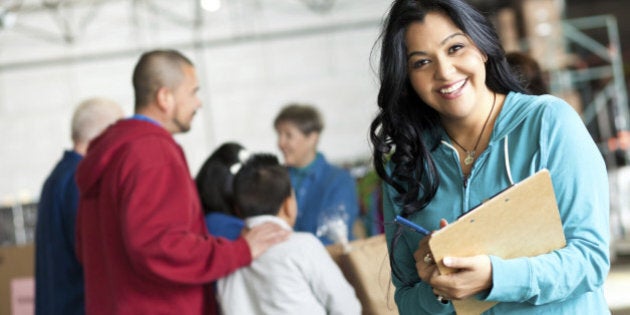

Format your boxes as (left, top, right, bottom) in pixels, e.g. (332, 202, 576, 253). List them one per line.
(0, 202, 37, 247)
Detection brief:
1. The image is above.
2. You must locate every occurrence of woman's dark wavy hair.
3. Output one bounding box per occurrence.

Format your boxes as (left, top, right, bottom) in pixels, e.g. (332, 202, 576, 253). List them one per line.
(369, 0, 526, 284)
(195, 142, 245, 216)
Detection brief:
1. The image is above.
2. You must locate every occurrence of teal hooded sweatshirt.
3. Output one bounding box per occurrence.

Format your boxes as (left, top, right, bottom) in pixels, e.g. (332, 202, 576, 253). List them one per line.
(384, 92, 610, 314)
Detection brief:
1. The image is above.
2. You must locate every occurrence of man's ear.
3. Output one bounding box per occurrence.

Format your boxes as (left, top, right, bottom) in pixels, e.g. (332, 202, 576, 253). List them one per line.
(156, 86, 174, 112)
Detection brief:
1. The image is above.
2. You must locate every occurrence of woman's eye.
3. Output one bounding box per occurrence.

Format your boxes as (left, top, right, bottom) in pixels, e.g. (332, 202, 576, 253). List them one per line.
(411, 59, 430, 69)
(448, 44, 464, 54)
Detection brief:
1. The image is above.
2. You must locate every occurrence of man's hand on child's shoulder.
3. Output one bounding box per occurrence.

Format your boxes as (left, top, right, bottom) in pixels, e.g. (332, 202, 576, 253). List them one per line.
(243, 223, 291, 259)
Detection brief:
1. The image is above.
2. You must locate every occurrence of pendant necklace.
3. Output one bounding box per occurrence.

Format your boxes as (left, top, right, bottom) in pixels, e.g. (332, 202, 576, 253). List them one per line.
(448, 92, 496, 166)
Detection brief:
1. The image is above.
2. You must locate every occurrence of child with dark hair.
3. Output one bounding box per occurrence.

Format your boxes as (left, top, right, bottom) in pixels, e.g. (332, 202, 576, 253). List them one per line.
(195, 142, 248, 240)
(217, 154, 361, 315)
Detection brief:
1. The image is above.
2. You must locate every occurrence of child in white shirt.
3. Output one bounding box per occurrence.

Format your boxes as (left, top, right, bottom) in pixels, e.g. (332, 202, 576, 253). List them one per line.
(217, 154, 361, 315)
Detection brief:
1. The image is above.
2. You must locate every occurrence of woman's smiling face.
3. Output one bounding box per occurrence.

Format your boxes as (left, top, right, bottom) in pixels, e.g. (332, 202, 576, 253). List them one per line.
(275, 121, 318, 168)
(405, 11, 490, 122)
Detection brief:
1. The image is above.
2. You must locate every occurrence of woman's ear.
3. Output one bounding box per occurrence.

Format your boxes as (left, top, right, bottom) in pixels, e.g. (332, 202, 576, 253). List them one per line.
(306, 131, 321, 148)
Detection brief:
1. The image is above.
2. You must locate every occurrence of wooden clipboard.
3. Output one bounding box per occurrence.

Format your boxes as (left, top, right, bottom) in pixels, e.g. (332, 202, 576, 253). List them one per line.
(428, 169, 566, 315)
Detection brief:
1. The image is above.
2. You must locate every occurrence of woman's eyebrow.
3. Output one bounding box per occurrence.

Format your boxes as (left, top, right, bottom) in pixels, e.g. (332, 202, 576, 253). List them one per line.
(441, 32, 466, 45)
(406, 32, 467, 59)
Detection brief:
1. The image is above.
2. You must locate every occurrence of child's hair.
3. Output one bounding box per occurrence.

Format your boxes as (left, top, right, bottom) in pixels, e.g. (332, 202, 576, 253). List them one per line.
(195, 142, 247, 215)
(233, 154, 292, 218)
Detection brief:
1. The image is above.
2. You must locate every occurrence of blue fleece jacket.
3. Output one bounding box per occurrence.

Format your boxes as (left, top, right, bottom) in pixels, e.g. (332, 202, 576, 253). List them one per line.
(289, 153, 359, 245)
(205, 212, 244, 241)
(384, 92, 610, 314)
(35, 150, 85, 315)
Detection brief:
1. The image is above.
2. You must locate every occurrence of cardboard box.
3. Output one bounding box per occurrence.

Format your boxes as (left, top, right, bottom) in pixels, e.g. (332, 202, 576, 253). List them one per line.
(518, 0, 568, 70)
(495, 7, 521, 53)
(0, 244, 35, 315)
(327, 235, 398, 315)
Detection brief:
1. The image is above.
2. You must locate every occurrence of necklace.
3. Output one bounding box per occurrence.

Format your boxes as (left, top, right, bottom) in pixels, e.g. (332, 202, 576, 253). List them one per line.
(448, 92, 496, 166)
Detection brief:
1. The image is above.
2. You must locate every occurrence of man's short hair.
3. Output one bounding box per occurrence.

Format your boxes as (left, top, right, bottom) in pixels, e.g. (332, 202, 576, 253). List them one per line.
(233, 154, 292, 218)
(132, 49, 193, 110)
(71, 97, 123, 144)
(273, 103, 324, 135)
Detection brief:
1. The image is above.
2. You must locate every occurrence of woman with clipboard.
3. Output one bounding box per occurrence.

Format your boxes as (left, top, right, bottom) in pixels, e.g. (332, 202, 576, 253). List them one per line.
(370, 0, 610, 314)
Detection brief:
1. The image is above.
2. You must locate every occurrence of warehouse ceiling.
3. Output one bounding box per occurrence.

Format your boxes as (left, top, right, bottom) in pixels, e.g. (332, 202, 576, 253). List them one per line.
(2, 0, 625, 72)
(0, 0, 389, 70)
(0, 0, 348, 43)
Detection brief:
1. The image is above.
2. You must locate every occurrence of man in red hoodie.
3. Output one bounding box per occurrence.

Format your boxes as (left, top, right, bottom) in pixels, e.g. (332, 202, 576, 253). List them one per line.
(75, 49, 290, 314)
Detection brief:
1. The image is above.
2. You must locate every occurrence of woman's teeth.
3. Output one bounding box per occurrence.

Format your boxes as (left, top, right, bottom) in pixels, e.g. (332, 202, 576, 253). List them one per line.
(440, 80, 466, 94)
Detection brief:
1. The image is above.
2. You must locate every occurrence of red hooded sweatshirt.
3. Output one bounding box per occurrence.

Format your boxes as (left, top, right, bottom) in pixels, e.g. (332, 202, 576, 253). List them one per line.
(75, 119, 251, 314)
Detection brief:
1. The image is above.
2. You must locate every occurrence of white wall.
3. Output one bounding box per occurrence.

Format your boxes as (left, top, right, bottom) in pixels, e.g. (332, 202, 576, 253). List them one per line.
(0, 0, 389, 203)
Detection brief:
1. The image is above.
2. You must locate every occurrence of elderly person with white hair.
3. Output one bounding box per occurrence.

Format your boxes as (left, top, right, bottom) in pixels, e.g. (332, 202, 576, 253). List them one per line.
(35, 97, 124, 315)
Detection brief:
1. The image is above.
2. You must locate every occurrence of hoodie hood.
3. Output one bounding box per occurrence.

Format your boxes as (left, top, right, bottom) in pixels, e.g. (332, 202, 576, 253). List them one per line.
(435, 91, 557, 186)
(490, 91, 552, 142)
(76, 119, 172, 196)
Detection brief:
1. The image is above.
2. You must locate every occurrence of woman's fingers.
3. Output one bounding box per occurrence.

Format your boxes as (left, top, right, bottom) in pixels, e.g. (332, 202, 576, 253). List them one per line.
(439, 218, 449, 228)
(429, 255, 493, 300)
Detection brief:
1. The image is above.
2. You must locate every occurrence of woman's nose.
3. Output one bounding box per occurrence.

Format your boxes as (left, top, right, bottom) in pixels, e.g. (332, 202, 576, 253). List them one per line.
(434, 59, 455, 80)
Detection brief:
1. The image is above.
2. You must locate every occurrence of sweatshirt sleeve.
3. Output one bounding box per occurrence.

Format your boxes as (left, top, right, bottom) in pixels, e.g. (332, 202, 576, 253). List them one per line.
(119, 141, 252, 285)
(484, 99, 610, 304)
(382, 181, 454, 315)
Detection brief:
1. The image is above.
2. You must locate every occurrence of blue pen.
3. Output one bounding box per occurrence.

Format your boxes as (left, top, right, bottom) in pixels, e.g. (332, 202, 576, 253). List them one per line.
(395, 215, 430, 236)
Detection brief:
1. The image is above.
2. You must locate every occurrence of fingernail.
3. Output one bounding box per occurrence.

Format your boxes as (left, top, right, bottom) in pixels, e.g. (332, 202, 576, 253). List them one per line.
(443, 257, 452, 266)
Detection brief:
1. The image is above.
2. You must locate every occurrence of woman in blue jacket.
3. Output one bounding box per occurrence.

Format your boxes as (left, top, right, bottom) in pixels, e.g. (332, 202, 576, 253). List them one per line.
(369, 0, 610, 314)
(274, 103, 359, 245)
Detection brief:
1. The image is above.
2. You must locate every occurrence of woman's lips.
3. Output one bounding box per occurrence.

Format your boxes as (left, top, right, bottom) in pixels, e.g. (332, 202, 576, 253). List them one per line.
(439, 79, 467, 94)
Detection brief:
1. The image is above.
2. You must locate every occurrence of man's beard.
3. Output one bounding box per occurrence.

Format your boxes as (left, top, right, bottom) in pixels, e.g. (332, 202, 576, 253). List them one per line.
(172, 117, 190, 133)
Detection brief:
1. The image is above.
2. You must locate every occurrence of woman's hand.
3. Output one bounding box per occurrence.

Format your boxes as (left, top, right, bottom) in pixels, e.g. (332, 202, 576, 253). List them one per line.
(412, 219, 448, 283)
(413, 235, 439, 283)
(430, 255, 493, 300)
(413, 219, 492, 301)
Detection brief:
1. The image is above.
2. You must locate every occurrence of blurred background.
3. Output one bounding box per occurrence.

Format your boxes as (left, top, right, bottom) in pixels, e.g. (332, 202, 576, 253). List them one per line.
(0, 0, 629, 313)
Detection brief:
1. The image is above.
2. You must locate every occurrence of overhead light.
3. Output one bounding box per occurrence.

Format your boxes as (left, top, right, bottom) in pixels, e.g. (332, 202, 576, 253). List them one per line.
(302, 0, 335, 14)
(200, 0, 221, 12)
(0, 8, 18, 29)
